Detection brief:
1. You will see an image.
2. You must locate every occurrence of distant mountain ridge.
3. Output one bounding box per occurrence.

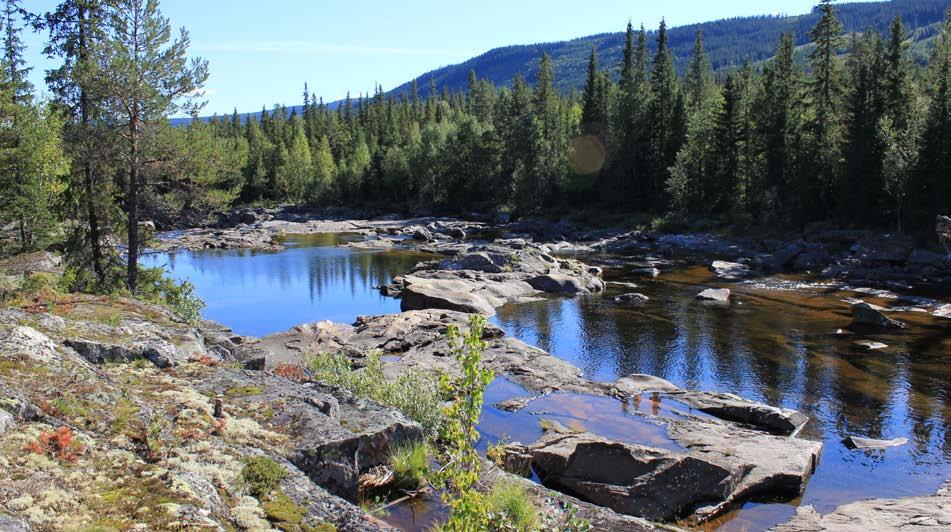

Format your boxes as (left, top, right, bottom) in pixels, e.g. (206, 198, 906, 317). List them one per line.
(179, 0, 950, 125)
(389, 0, 950, 98)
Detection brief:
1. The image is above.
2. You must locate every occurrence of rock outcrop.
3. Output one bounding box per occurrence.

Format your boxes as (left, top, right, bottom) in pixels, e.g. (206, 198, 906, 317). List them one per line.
(770, 482, 951, 531)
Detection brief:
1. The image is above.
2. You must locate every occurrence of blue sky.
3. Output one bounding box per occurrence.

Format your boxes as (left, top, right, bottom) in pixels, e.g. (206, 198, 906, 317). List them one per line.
(24, 0, 836, 115)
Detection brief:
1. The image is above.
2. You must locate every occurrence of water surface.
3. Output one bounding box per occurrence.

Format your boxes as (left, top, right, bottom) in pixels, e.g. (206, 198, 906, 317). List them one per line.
(143, 233, 433, 336)
(144, 235, 951, 530)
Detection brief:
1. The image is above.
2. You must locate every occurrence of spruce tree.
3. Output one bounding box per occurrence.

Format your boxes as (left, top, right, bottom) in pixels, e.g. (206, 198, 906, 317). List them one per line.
(648, 19, 685, 210)
(804, 0, 846, 220)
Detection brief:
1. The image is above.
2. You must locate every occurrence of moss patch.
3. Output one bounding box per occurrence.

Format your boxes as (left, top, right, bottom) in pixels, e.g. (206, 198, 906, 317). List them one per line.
(261, 491, 306, 526)
(225, 385, 264, 398)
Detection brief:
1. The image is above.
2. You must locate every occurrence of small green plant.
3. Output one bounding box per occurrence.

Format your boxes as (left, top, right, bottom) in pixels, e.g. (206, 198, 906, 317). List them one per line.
(486, 440, 508, 468)
(562, 502, 592, 532)
(389, 441, 429, 490)
(305, 351, 444, 438)
(241, 455, 288, 497)
(225, 385, 264, 397)
(431, 315, 495, 531)
(486, 481, 539, 532)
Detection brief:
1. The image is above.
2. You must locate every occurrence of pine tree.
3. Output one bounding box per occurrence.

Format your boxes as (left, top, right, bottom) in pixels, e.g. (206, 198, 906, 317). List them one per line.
(95, 0, 209, 293)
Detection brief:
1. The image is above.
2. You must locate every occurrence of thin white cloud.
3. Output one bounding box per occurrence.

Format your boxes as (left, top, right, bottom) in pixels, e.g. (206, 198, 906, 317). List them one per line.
(195, 41, 472, 58)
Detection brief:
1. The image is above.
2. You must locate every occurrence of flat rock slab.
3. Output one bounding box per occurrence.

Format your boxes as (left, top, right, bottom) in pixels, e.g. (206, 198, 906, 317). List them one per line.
(770, 486, 951, 531)
(842, 435, 908, 449)
(852, 340, 888, 352)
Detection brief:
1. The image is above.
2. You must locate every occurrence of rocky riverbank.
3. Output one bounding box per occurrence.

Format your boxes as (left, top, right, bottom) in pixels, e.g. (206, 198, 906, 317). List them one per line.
(153, 207, 951, 294)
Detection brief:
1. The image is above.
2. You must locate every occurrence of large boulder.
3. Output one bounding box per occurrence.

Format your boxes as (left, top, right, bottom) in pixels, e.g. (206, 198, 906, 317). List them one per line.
(528, 274, 588, 294)
(400, 277, 504, 316)
(518, 432, 735, 521)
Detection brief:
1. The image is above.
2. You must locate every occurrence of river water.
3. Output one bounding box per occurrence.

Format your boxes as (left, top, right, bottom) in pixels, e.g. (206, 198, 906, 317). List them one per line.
(143, 234, 951, 531)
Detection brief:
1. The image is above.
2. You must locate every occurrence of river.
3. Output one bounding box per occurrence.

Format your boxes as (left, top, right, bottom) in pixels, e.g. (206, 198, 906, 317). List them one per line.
(143, 233, 951, 531)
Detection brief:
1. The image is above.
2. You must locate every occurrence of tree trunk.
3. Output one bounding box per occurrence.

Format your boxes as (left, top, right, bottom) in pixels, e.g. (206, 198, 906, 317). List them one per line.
(127, 113, 139, 294)
(79, 3, 106, 287)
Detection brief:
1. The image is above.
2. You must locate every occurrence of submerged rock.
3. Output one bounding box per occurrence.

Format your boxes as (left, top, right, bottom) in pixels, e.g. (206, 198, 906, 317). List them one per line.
(697, 288, 731, 302)
(842, 435, 909, 449)
(850, 302, 906, 330)
(615, 293, 650, 303)
(853, 340, 888, 352)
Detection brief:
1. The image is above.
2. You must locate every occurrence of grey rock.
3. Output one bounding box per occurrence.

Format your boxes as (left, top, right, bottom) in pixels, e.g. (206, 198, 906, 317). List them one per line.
(0, 409, 13, 436)
(937, 215, 951, 251)
(518, 432, 734, 521)
(528, 274, 588, 294)
(196, 369, 422, 502)
(0, 514, 30, 532)
(711, 261, 752, 280)
(400, 277, 503, 316)
(770, 484, 951, 531)
(0, 326, 61, 363)
(411, 226, 434, 242)
(494, 396, 534, 412)
(0, 251, 63, 276)
(850, 302, 906, 330)
(697, 288, 731, 302)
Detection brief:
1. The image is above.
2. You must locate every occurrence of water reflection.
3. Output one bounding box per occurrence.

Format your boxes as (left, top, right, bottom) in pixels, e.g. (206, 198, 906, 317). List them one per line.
(142, 233, 434, 337)
(492, 266, 951, 527)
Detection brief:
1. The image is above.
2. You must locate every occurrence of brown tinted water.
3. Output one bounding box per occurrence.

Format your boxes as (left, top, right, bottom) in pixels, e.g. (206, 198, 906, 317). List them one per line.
(147, 237, 951, 530)
(493, 263, 951, 530)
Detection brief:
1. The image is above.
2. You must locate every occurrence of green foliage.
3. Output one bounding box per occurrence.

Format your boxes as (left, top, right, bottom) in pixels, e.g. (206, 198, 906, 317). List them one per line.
(132, 268, 206, 325)
(305, 351, 444, 438)
(486, 481, 539, 532)
(241, 455, 288, 497)
(431, 315, 496, 531)
(389, 441, 430, 490)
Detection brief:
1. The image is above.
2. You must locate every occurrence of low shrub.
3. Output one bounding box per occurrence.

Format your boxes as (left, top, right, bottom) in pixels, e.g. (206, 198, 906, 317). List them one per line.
(26, 426, 84, 462)
(305, 351, 444, 438)
(241, 455, 288, 497)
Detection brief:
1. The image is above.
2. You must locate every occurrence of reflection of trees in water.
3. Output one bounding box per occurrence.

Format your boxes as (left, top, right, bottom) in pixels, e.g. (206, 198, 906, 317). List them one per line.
(160, 247, 428, 305)
(499, 279, 951, 460)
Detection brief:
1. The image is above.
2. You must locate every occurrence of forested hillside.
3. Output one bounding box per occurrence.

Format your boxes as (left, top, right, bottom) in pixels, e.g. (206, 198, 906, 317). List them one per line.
(4, 0, 951, 298)
(388, 0, 951, 97)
